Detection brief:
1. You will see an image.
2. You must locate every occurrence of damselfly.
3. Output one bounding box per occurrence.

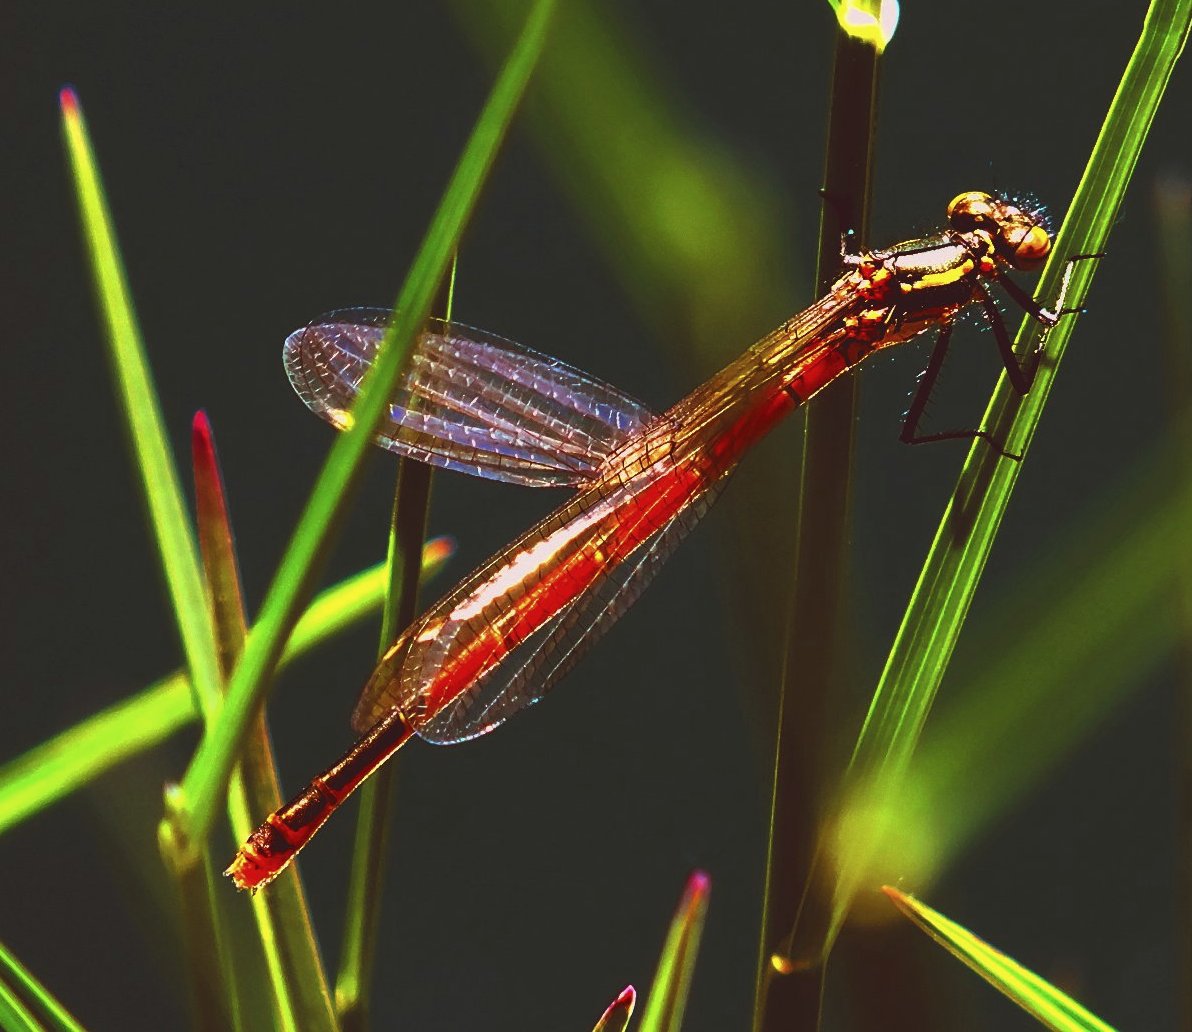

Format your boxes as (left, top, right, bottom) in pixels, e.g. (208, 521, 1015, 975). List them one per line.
(228, 191, 1083, 890)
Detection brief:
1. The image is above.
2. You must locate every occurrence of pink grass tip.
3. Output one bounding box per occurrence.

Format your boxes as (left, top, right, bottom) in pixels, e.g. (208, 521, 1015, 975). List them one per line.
(684, 869, 711, 897)
(59, 86, 79, 116)
(611, 985, 635, 1007)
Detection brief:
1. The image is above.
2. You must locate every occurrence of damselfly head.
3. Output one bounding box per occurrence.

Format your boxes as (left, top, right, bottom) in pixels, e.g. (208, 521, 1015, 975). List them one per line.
(946, 191, 1052, 272)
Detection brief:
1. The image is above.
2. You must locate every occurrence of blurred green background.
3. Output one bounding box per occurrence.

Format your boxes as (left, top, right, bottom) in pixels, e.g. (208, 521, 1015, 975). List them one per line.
(2, 2, 1189, 1028)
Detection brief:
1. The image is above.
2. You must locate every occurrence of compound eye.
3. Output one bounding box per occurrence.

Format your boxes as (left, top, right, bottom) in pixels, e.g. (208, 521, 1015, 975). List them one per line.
(947, 191, 997, 231)
(1004, 223, 1051, 270)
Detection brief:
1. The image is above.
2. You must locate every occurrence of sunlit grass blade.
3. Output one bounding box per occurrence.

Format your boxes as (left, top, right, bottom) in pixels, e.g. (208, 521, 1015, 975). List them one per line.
(0, 539, 453, 839)
(0, 982, 42, 1032)
(592, 985, 635, 1032)
(192, 413, 336, 1032)
(639, 871, 711, 1032)
(0, 938, 85, 1032)
(166, 0, 556, 865)
(59, 88, 223, 725)
(805, 0, 1192, 962)
(170, 851, 239, 1032)
(882, 887, 1116, 1032)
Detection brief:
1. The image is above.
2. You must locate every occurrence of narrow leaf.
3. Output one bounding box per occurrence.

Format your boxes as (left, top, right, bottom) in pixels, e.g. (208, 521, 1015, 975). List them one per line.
(883, 887, 1116, 1032)
(0, 539, 453, 838)
(0, 938, 85, 1032)
(639, 871, 711, 1032)
(592, 985, 636, 1032)
(192, 413, 336, 1032)
(59, 87, 223, 724)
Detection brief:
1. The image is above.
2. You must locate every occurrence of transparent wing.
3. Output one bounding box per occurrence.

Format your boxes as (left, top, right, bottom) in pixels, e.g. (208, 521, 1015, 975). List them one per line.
(284, 308, 658, 487)
(415, 472, 730, 745)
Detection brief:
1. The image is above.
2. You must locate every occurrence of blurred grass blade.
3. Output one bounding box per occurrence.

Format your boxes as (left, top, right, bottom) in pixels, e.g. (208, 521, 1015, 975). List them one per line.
(899, 431, 1192, 884)
(192, 413, 336, 1032)
(0, 938, 85, 1032)
(0, 539, 453, 839)
(639, 871, 711, 1032)
(811, 0, 1192, 961)
(168, 0, 556, 861)
(59, 88, 223, 725)
(1153, 173, 1192, 1024)
(827, 0, 899, 50)
(592, 985, 636, 1032)
(883, 888, 1116, 1032)
(449, 0, 793, 364)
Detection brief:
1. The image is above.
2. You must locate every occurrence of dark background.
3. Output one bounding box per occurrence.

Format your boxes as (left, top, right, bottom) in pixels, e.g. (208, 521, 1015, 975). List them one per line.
(2, 2, 1189, 1029)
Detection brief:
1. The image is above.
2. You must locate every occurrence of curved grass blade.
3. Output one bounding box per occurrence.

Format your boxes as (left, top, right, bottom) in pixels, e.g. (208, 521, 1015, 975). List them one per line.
(0, 938, 85, 1032)
(0, 539, 453, 839)
(166, 0, 557, 864)
(59, 87, 223, 727)
(192, 413, 335, 1032)
(639, 871, 711, 1032)
(802, 0, 1192, 964)
(592, 985, 636, 1032)
(882, 887, 1116, 1032)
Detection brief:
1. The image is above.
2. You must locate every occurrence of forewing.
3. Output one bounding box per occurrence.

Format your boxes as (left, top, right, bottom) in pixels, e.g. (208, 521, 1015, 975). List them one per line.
(283, 308, 658, 487)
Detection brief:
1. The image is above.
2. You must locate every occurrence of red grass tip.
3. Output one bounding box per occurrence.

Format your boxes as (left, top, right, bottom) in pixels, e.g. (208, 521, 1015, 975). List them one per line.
(192, 409, 212, 435)
(685, 869, 711, 896)
(612, 986, 636, 1006)
(59, 86, 79, 116)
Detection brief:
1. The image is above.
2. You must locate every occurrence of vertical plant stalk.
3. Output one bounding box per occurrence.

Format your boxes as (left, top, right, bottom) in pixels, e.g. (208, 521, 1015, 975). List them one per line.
(335, 249, 448, 1032)
(754, 13, 883, 1031)
(814, 0, 1191, 968)
(192, 414, 337, 1032)
(1154, 174, 1192, 1028)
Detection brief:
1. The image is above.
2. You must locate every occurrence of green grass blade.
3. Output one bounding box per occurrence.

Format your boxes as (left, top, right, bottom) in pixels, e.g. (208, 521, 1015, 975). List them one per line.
(0, 939, 85, 1032)
(592, 985, 636, 1032)
(59, 89, 223, 725)
(0, 981, 46, 1032)
(639, 871, 711, 1032)
(812, 0, 1192, 960)
(0, 540, 452, 839)
(192, 414, 336, 1032)
(883, 888, 1116, 1031)
(167, 0, 556, 860)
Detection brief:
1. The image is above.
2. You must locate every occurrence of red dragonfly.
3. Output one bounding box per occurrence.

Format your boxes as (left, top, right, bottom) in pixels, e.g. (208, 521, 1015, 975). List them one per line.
(228, 191, 1074, 890)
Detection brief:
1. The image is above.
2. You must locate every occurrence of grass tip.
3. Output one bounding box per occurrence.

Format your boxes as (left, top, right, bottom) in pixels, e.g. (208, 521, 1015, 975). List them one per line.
(613, 985, 636, 1006)
(58, 85, 79, 115)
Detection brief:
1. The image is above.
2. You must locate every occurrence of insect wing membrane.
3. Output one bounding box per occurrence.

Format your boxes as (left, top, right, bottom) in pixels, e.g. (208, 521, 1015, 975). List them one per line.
(284, 308, 658, 488)
(415, 473, 730, 744)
